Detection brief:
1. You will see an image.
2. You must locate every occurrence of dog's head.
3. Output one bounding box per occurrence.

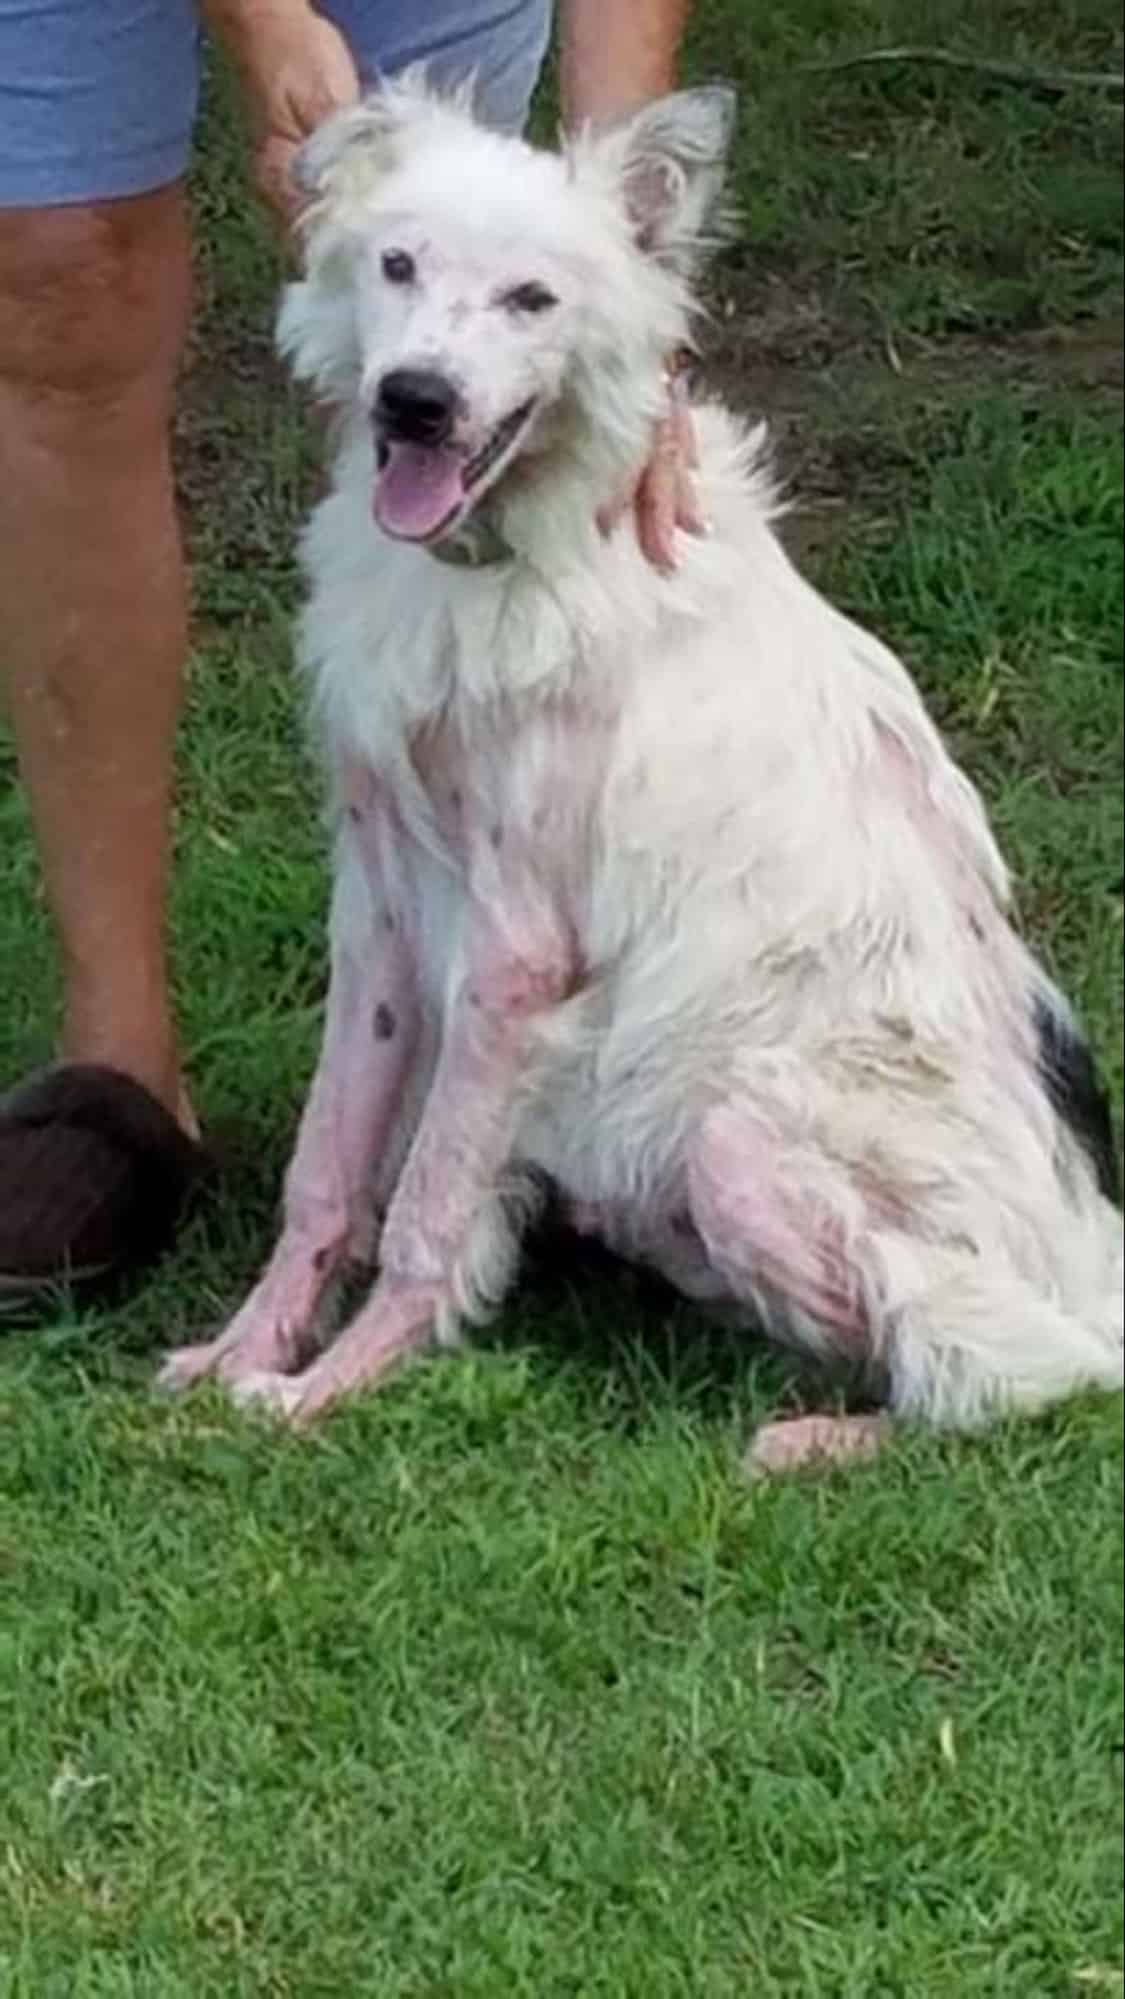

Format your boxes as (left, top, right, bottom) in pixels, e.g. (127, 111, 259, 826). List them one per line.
(279, 72, 735, 548)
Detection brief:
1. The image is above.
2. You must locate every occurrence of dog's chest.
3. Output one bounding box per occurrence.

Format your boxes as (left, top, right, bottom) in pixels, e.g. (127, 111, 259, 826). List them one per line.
(404, 714, 477, 855)
(373, 693, 609, 1017)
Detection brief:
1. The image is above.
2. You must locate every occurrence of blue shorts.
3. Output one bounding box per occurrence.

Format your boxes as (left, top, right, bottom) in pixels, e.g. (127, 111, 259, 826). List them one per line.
(0, 0, 552, 207)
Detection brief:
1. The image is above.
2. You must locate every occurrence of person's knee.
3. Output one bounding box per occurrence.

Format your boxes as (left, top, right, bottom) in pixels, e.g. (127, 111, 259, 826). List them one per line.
(0, 186, 191, 415)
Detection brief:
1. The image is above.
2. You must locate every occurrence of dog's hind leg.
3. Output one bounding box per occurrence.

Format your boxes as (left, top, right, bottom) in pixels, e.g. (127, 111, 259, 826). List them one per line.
(687, 1101, 891, 1470)
(687, 1101, 1124, 1472)
(160, 800, 419, 1392)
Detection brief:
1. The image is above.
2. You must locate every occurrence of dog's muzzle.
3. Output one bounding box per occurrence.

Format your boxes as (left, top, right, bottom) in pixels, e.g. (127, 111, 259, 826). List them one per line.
(369, 366, 536, 548)
(374, 369, 459, 448)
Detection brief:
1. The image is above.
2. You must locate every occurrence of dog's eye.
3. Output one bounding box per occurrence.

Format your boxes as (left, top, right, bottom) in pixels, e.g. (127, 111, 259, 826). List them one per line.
(504, 282, 558, 315)
(381, 249, 416, 285)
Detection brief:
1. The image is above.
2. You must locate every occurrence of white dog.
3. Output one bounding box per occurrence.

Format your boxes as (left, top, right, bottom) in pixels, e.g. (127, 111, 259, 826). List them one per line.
(162, 75, 1122, 1467)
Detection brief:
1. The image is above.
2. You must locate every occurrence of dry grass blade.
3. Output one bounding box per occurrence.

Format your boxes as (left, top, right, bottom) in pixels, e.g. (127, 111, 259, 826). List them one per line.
(799, 46, 1124, 98)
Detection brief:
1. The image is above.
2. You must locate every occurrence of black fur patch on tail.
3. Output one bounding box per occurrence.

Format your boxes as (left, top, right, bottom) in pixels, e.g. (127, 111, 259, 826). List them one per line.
(1034, 996, 1120, 1202)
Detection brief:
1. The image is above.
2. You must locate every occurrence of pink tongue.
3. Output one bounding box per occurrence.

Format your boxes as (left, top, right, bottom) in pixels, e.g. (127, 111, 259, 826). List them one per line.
(373, 442, 465, 541)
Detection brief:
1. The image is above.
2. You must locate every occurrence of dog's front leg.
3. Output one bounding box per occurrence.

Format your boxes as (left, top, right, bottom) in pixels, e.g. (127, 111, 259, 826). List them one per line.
(160, 800, 419, 1391)
(232, 906, 575, 1423)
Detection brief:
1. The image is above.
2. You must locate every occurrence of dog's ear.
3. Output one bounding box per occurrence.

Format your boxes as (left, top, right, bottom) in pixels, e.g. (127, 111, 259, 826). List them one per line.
(292, 66, 474, 208)
(598, 86, 737, 272)
(291, 93, 403, 204)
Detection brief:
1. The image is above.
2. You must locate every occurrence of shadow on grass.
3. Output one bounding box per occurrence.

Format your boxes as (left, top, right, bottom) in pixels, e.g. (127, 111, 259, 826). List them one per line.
(475, 1218, 831, 1434)
(2, 1136, 822, 1443)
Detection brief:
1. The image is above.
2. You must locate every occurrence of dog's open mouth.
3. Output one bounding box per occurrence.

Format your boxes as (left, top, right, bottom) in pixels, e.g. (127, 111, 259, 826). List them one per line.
(373, 399, 536, 544)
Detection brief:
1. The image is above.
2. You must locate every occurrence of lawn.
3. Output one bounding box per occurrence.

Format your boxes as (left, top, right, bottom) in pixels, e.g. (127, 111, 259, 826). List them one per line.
(1, 2, 1123, 1992)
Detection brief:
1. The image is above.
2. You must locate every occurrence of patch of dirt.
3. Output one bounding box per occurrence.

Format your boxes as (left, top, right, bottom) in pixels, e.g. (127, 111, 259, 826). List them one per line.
(695, 265, 1122, 564)
(705, 259, 1123, 403)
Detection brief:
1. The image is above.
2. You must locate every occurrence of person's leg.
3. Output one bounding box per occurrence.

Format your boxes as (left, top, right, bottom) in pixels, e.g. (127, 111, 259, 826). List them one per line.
(0, 189, 193, 1120)
(0, 1, 203, 1290)
(0, 0, 202, 1123)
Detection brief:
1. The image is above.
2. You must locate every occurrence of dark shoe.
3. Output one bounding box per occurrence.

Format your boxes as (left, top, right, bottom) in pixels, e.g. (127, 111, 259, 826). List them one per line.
(0, 1063, 204, 1308)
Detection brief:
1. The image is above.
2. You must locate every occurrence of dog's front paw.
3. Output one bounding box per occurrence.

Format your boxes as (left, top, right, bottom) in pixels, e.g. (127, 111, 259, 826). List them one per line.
(157, 1281, 313, 1396)
(227, 1369, 307, 1422)
(156, 1328, 290, 1397)
(156, 1339, 230, 1395)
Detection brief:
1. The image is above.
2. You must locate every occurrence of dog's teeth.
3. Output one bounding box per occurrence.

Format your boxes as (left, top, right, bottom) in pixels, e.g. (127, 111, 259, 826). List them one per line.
(463, 399, 534, 489)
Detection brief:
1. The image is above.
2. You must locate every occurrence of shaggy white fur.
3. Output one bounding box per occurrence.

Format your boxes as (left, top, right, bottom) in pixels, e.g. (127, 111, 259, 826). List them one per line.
(161, 74, 1123, 1455)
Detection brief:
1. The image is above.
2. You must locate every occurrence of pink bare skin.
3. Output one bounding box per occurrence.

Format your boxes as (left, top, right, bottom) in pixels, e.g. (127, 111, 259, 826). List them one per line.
(229, 1278, 445, 1420)
(225, 904, 576, 1424)
(745, 1413, 890, 1476)
(163, 745, 576, 1421)
(689, 1105, 874, 1339)
(158, 775, 419, 1389)
(689, 1105, 892, 1475)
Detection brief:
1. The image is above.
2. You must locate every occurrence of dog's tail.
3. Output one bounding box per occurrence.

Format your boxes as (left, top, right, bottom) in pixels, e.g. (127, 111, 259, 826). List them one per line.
(1033, 988, 1121, 1204)
(886, 1251, 1123, 1429)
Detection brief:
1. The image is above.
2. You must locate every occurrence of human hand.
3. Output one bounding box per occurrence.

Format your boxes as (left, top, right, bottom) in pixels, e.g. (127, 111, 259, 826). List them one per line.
(597, 364, 706, 573)
(207, 1, 360, 224)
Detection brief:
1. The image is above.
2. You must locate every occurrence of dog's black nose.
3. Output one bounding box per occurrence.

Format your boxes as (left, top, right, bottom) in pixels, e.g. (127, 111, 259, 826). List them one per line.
(375, 369, 459, 447)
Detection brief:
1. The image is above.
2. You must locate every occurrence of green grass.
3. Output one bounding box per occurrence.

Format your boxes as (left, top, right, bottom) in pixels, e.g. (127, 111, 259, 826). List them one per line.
(1, 2, 1122, 1991)
(0, 1374, 1121, 1996)
(688, 0, 1123, 339)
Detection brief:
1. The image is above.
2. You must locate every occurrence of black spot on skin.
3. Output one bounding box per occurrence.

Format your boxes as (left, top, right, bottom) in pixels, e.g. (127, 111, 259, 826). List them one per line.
(313, 1247, 330, 1272)
(969, 914, 985, 942)
(450, 787, 463, 813)
(1034, 995, 1120, 1202)
(348, 805, 363, 824)
(383, 912, 395, 933)
(490, 823, 504, 849)
(374, 1002, 397, 1042)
